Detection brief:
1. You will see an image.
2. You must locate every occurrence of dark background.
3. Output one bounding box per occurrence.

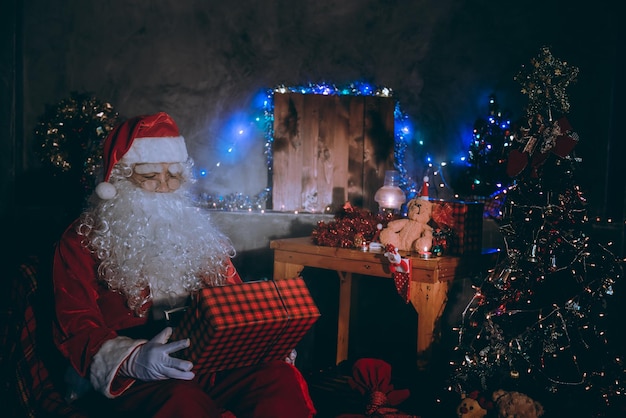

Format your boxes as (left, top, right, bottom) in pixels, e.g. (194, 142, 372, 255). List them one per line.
(1, 2, 624, 415)
(2, 1, 624, 229)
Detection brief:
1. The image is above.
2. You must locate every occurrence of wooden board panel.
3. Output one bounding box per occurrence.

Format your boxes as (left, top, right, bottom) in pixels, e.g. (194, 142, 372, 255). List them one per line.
(272, 92, 304, 211)
(346, 97, 365, 207)
(330, 96, 351, 207)
(362, 96, 396, 210)
(272, 93, 395, 212)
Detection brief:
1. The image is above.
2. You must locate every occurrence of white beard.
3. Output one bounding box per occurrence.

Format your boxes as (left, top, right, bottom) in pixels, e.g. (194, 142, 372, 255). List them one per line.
(80, 180, 235, 314)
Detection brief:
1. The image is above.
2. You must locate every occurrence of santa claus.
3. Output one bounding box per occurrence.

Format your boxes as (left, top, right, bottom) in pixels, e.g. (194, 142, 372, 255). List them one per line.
(52, 112, 315, 417)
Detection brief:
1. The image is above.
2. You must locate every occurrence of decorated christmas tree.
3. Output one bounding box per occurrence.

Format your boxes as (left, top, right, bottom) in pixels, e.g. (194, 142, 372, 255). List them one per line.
(447, 47, 625, 416)
(451, 94, 512, 199)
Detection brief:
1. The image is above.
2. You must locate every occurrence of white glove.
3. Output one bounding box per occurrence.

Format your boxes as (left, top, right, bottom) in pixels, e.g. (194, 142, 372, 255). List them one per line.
(121, 327, 195, 381)
(285, 348, 297, 365)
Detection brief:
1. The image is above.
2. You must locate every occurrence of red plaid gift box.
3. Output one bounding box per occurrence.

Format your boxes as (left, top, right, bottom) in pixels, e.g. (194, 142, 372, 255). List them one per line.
(432, 201, 484, 255)
(171, 277, 320, 374)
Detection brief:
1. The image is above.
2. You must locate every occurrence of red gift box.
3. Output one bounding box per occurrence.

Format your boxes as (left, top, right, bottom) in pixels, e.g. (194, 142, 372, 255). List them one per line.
(171, 277, 320, 373)
(432, 201, 484, 255)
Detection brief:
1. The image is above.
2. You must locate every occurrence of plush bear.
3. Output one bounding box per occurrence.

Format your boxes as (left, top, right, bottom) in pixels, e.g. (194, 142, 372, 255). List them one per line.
(379, 196, 433, 253)
(456, 391, 490, 418)
(492, 389, 544, 418)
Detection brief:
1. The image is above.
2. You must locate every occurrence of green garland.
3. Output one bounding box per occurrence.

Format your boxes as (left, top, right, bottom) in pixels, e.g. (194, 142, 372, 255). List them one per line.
(34, 91, 119, 191)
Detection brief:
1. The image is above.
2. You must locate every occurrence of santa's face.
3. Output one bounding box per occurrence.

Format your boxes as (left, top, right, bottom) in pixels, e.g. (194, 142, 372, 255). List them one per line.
(129, 162, 184, 193)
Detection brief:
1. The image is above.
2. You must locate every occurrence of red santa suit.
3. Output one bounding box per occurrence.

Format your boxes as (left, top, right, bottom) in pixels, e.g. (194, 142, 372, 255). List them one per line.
(51, 112, 316, 417)
(53, 221, 243, 395)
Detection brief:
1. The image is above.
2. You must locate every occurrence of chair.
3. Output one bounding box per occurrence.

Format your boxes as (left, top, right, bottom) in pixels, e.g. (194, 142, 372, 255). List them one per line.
(0, 254, 90, 417)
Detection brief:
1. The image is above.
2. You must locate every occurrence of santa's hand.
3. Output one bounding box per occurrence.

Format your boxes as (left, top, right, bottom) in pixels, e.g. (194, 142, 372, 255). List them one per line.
(122, 327, 195, 381)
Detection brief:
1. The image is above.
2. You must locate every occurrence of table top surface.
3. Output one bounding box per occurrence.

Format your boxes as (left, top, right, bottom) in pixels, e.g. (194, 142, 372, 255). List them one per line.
(270, 236, 499, 267)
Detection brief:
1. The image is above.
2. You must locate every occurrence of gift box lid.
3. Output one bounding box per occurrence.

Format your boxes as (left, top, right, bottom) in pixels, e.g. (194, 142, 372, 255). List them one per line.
(198, 280, 290, 328)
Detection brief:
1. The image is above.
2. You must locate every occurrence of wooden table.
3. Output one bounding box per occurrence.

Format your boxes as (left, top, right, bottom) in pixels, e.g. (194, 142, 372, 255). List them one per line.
(270, 236, 495, 368)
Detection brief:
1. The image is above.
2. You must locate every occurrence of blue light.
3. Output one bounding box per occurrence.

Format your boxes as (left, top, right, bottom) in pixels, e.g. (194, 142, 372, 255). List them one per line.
(214, 110, 261, 164)
(257, 82, 418, 195)
(395, 119, 413, 138)
(251, 89, 270, 109)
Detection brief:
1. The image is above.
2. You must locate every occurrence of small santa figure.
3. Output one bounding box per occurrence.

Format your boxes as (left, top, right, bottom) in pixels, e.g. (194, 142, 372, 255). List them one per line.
(384, 244, 412, 303)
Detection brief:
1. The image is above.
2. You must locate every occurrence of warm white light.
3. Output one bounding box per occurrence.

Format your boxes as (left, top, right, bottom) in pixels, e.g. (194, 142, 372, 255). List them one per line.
(374, 170, 406, 210)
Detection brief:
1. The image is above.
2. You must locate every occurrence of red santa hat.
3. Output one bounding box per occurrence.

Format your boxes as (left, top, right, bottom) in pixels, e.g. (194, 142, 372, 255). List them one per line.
(420, 176, 429, 200)
(95, 112, 188, 200)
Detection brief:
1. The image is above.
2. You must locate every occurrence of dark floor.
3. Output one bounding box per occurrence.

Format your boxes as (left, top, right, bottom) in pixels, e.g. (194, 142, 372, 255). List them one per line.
(297, 265, 626, 418)
(305, 359, 626, 418)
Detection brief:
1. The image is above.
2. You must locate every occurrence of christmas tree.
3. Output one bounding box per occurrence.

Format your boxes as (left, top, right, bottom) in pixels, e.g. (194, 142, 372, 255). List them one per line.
(451, 94, 512, 199)
(447, 47, 625, 416)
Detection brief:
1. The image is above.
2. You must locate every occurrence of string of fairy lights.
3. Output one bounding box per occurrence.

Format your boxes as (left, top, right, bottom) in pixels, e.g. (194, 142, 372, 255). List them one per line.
(263, 82, 415, 194)
(200, 81, 421, 211)
(33, 89, 626, 228)
(33, 70, 626, 226)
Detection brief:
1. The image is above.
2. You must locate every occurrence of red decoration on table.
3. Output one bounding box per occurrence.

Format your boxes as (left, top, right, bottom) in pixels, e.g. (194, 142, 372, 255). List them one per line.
(312, 202, 395, 248)
(431, 201, 455, 229)
(430, 201, 484, 255)
(384, 244, 412, 303)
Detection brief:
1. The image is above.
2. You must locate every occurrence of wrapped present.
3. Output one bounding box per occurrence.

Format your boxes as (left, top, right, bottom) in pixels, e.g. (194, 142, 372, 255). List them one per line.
(431, 201, 484, 255)
(171, 277, 320, 373)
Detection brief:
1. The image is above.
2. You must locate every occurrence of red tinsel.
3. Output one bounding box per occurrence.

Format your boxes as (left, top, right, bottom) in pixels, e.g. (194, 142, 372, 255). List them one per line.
(311, 202, 395, 248)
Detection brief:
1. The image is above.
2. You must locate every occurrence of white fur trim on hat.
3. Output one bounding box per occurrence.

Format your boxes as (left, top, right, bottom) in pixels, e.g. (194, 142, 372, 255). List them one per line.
(121, 136, 188, 165)
(95, 182, 117, 200)
(90, 336, 145, 398)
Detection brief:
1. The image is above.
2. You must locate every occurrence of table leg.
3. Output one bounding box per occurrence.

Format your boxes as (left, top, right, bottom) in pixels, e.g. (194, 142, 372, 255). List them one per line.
(410, 280, 450, 368)
(273, 260, 304, 281)
(336, 271, 352, 365)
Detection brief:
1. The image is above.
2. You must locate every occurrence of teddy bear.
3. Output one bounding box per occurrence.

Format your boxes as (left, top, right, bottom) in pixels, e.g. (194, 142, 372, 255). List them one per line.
(456, 391, 491, 418)
(492, 389, 544, 418)
(379, 196, 433, 253)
